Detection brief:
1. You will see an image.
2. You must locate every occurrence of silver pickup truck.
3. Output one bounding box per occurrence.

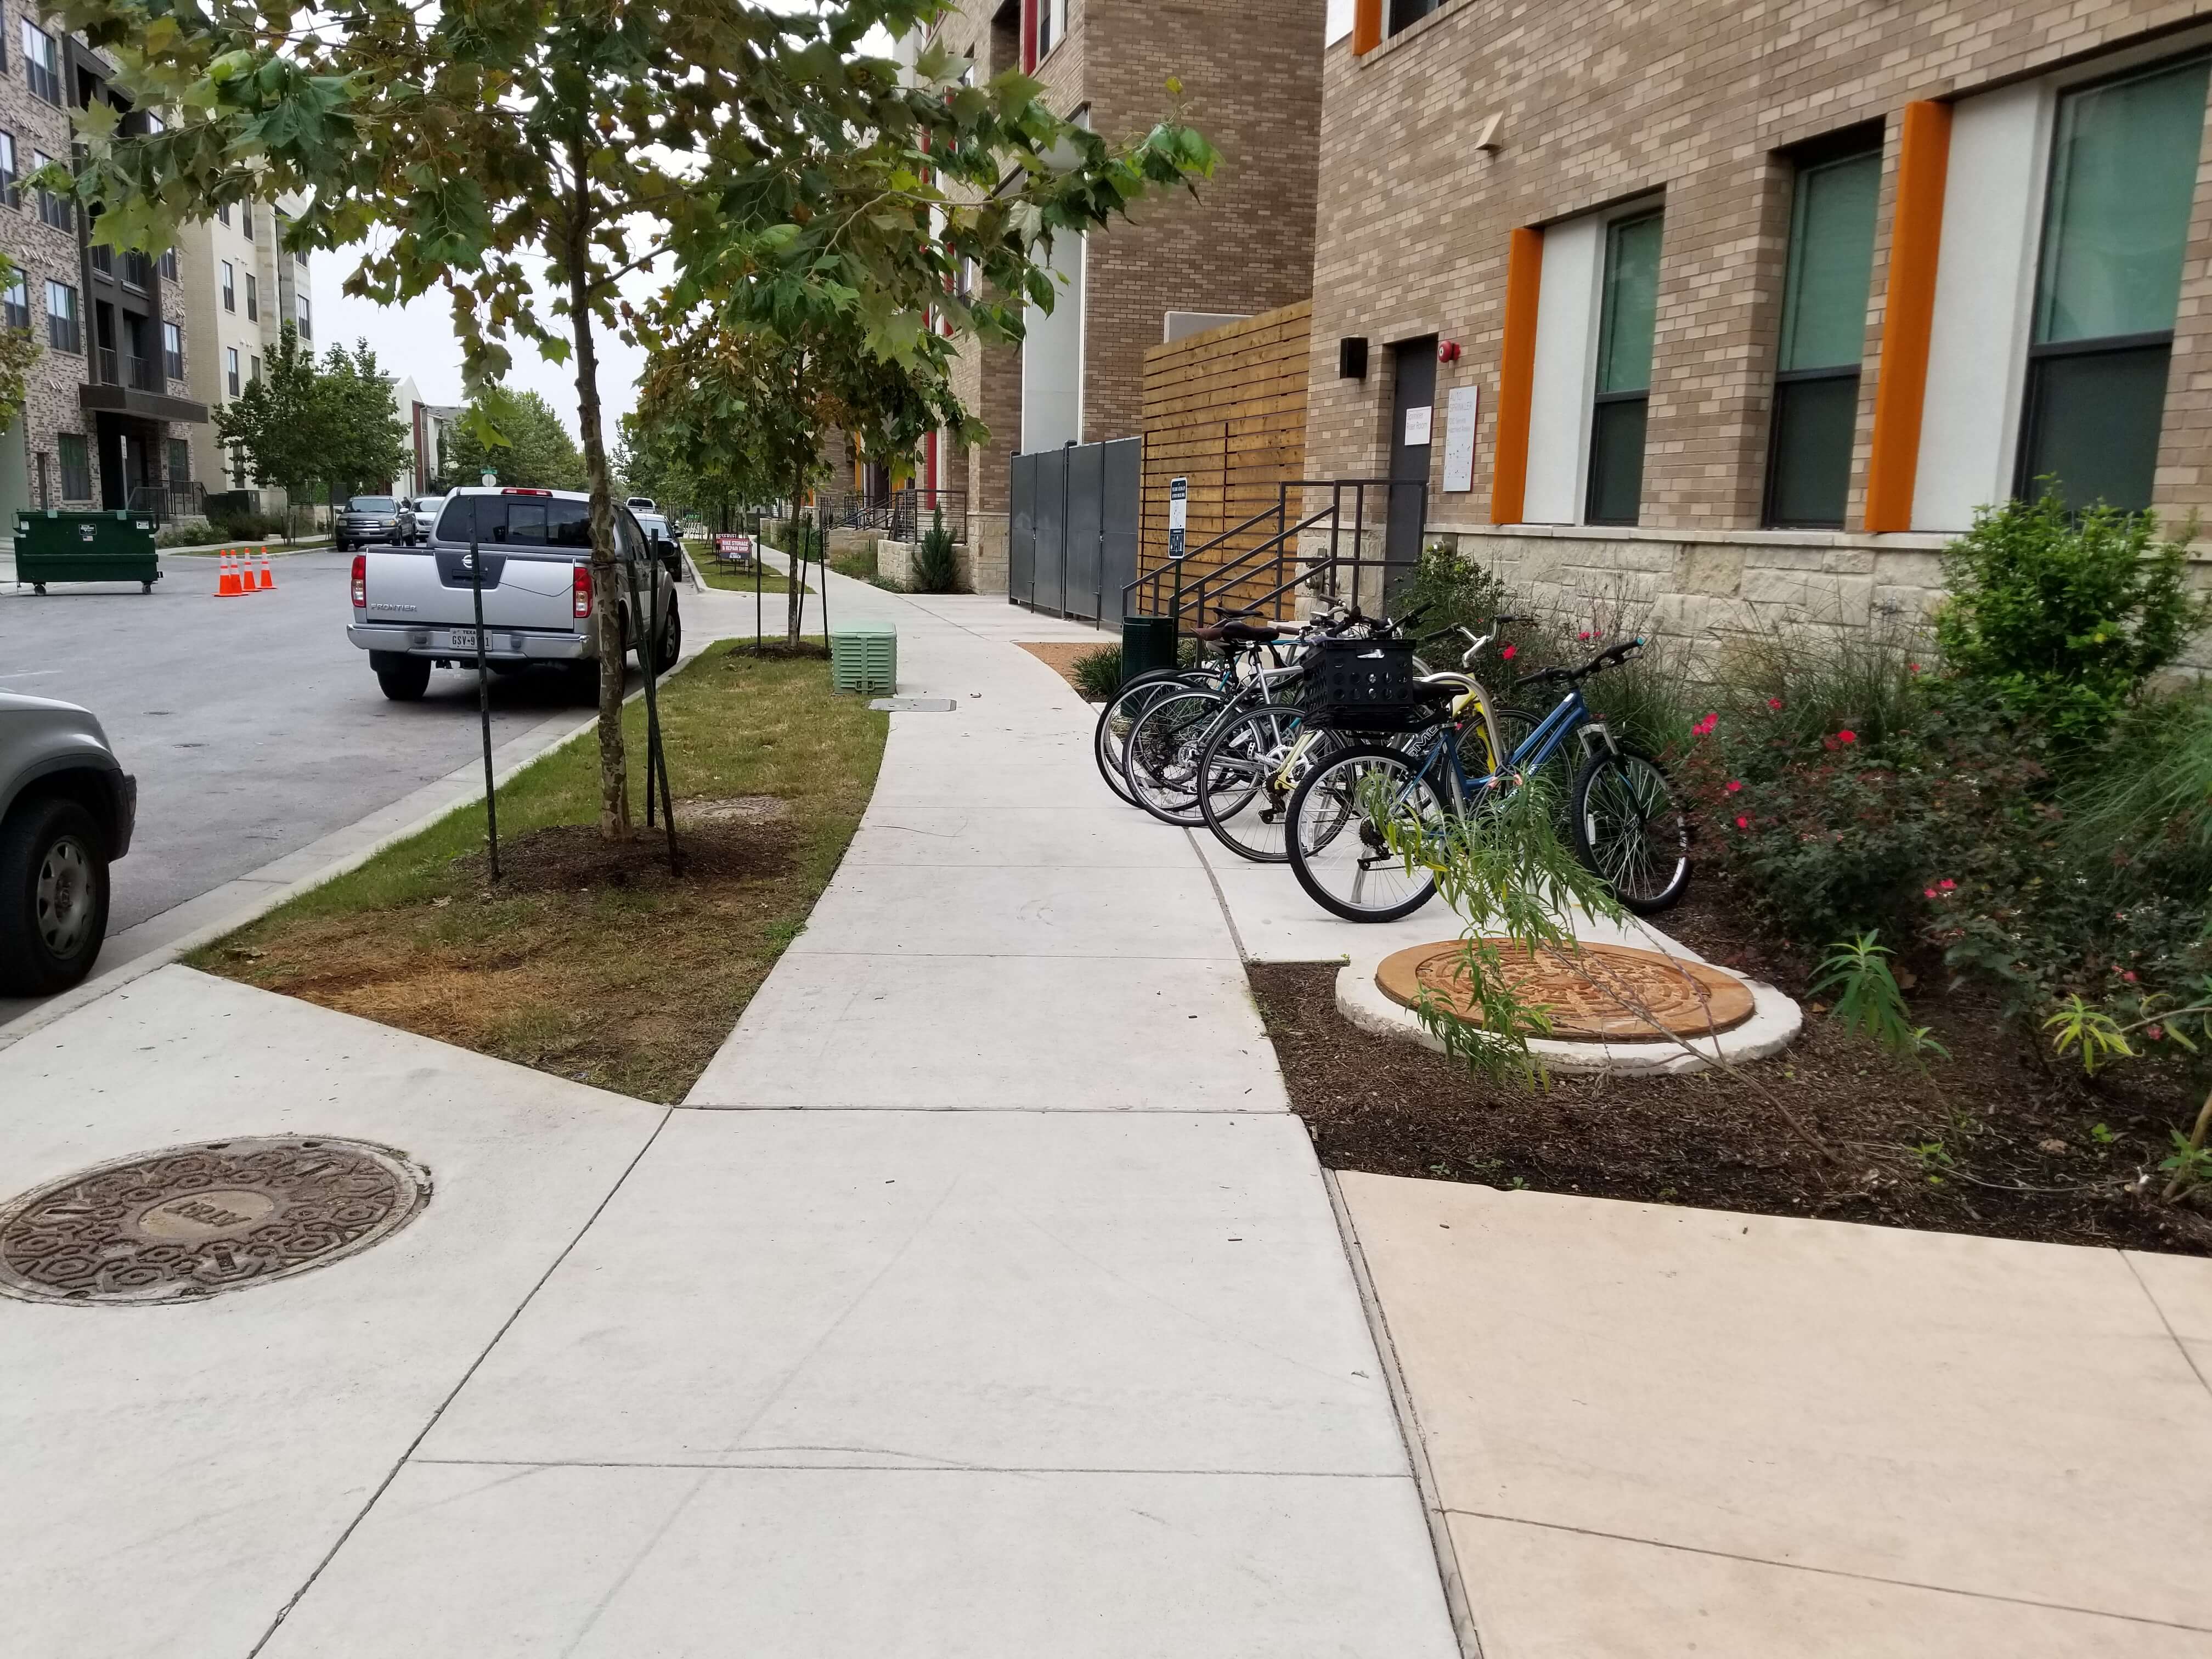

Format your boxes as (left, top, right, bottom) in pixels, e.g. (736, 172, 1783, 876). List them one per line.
(346, 487, 682, 701)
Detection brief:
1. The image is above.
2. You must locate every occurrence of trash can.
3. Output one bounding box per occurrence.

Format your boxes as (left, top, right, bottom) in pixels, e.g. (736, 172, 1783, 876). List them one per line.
(1120, 614, 1178, 684)
(14, 510, 161, 594)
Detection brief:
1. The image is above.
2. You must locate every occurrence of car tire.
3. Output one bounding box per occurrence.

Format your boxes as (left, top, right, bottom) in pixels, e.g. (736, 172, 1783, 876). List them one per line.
(374, 655, 432, 701)
(636, 600, 681, 672)
(0, 795, 111, 996)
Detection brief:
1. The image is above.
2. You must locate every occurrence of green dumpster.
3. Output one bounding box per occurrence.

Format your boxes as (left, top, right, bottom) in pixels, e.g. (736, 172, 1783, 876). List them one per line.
(14, 510, 161, 594)
(1120, 614, 1178, 684)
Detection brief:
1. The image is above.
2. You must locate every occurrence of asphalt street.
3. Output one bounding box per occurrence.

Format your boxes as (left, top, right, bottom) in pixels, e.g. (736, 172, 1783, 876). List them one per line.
(1, 548, 603, 939)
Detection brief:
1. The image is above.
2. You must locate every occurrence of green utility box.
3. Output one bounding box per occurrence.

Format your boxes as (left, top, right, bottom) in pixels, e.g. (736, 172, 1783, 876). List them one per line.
(1120, 614, 1178, 684)
(14, 509, 161, 594)
(830, 620, 897, 695)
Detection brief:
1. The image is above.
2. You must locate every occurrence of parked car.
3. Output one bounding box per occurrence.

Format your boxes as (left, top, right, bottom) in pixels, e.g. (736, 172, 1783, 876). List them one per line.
(0, 692, 135, 996)
(633, 509, 674, 544)
(625, 495, 658, 513)
(345, 487, 683, 702)
(334, 495, 404, 551)
(398, 494, 445, 545)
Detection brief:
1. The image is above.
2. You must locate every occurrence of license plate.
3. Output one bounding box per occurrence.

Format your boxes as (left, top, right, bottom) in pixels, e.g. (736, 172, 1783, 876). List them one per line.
(449, 629, 476, 650)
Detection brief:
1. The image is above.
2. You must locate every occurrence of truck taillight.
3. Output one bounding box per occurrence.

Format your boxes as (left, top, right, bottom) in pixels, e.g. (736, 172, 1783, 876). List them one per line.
(573, 564, 594, 619)
(351, 554, 366, 607)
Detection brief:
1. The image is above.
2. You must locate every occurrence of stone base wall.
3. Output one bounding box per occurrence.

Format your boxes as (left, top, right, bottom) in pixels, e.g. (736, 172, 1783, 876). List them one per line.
(878, 538, 916, 589)
(965, 511, 1009, 596)
(826, 527, 877, 559)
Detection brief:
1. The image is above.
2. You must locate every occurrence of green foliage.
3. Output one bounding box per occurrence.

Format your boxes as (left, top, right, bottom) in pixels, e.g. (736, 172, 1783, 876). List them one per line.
(1073, 645, 1123, 703)
(911, 507, 960, 593)
(444, 390, 586, 491)
(0, 255, 38, 431)
(1810, 933, 1948, 1060)
(1935, 492, 2209, 747)
(2064, 686, 2212, 894)
(1400, 540, 1510, 639)
(213, 324, 409, 530)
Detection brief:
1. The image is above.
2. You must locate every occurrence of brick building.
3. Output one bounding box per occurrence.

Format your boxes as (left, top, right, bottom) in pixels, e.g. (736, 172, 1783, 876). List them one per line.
(0, 23, 205, 521)
(899, 0, 1326, 589)
(1308, 0, 2212, 648)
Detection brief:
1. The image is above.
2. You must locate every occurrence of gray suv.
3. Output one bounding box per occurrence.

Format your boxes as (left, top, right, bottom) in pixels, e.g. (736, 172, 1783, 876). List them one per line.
(1, 692, 136, 995)
(334, 495, 403, 551)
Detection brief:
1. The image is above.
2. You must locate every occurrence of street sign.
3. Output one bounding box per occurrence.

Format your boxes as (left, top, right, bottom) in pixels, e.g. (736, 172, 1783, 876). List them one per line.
(1168, 475, 1187, 559)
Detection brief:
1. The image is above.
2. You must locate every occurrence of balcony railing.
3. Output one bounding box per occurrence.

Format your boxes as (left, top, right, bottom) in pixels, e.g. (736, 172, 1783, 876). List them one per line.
(94, 346, 162, 391)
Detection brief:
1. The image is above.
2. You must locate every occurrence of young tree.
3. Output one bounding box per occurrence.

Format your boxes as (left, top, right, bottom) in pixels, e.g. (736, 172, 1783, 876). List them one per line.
(212, 321, 323, 533)
(57, 0, 1212, 837)
(446, 390, 588, 492)
(0, 255, 40, 433)
(319, 340, 413, 500)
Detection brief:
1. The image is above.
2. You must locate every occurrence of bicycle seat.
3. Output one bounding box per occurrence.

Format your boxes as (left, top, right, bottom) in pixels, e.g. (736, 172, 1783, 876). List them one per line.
(1193, 620, 1282, 643)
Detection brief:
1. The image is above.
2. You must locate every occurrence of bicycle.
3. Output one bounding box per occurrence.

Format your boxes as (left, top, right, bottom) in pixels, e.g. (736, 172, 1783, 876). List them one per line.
(1284, 633, 1690, 922)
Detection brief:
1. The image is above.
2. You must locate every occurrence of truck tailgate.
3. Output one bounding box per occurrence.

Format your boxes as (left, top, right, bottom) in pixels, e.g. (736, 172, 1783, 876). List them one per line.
(359, 548, 577, 632)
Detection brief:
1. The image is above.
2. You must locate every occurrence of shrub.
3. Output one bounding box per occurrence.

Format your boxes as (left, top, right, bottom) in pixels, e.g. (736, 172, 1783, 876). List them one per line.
(154, 518, 219, 548)
(910, 508, 961, 594)
(1072, 644, 1122, 702)
(1935, 492, 2209, 748)
(1398, 539, 1510, 639)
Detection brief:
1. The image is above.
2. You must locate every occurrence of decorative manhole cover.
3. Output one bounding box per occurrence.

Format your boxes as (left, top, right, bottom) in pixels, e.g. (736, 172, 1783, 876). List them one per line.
(0, 1136, 431, 1307)
(1376, 939, 1756, 1041)
(867, 696, 958, 712)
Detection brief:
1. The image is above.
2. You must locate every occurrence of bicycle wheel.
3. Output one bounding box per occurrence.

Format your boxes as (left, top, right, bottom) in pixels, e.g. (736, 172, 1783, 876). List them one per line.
(1197, 705, 1314, 863)
(1285, 742, 1449, 922)
(1571, 742, 1691, 914)
(1093, 669, 1206, 806)
(1124, 688, 1228, 826)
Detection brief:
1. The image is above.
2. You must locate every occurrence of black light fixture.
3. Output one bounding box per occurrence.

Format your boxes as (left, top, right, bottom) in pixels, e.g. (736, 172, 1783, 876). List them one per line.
(1338, 336, 1369, 381)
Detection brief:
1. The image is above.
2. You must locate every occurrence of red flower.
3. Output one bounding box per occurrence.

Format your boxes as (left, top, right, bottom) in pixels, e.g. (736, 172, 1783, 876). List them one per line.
(1725, 779, 1742, 794)
(1923, 887, 1938, 899)
(1767, 697, 1783, 711)
(2149, 1024, 2166, 1041)
(1837, 729, 1857, 744)
(1908, 663, 1922, 674)
(1692, 713, 1718, 738)
(2123, 970, 2138, 983)
(1578, 631, 1591, 641)
(1938, 878, 1955, 891)
(1501, 644, 1516, 659)
(1735, 815, 1751, 830)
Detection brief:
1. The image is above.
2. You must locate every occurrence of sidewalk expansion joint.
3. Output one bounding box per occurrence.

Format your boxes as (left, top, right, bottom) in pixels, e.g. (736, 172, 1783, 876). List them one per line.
(2121, 1250, 2212, 1404)
(408, 1457, 1413, 1478)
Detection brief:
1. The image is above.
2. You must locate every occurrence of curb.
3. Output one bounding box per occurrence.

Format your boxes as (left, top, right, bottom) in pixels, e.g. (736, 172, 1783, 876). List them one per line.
(0, 642, 724, 1053)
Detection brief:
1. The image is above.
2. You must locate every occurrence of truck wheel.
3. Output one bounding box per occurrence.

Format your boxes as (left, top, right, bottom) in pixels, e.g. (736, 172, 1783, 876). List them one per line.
(0, 797, 111, 996)
(636, 600, 682, 672)
(375, 656, 432, 701)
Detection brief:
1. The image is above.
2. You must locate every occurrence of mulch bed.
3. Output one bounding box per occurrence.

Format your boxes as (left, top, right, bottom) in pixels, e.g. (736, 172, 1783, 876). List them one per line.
(1016, 640, 1107, 694)
(1253, 875, 2212, 1255)
(452, 803, 794, 894)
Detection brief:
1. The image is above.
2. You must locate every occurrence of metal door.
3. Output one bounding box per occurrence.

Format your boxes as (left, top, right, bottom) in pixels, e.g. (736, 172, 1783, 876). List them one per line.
(1101, 437, 1140, 617)
(1009, 452, 1037, 607)
(1386, 337, 1437, 574)
(1063, 441, 1104, 621)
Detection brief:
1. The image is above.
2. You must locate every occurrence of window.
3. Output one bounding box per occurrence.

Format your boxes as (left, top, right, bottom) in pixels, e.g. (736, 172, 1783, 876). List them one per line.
(221, 259, 234, 311)
(21, 22, 58, 105)
(241, 198, 254, 240)
(57, 432, 88, 500)
(2, 273, 26, 330)
(160, 247, 177, 280)
(249, 353, 259, 383)
(32, 150, 66, 230)
(295, 291, 311, 339)
(244, 271, 256, 320)
(167, 437, 190, 483)
(88, 240, 110, 276)
(1035, 0, 1065, 59)
(2017, 53, 2212, 512)
(443, 495, 592, 546)
(217, 202, 230, 227)
(1764, 143, 1880, 528)
(1586, 210, 1662, 526)
(122, 249, 151, 291)
(1387, 0, 1444, 36)
(162, 319, 183, 379)
(0, 132, 16, 209)
(43, 279, 76, 352)
(225, 345, 239, 396)
(295, 246, 307, 268)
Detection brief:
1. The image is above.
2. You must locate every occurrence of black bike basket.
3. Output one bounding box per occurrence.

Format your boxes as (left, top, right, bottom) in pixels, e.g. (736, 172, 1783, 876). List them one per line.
(1299, 637, 1431, 731)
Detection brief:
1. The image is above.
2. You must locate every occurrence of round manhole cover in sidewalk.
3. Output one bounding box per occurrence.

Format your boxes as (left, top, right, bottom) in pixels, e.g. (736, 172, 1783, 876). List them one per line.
(1376, 939, 1756, 1042)
(0, 1136, 431, 1307)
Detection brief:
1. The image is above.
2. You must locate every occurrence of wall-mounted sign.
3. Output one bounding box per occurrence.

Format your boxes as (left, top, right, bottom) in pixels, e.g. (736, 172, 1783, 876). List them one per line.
(1403, 404, 1432, 448)
(1442, 385, 1481, 493)
(1168, 475, 1187, 558)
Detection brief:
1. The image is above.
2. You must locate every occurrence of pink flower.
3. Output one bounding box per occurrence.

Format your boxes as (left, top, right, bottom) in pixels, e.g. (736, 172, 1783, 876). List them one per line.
(1692, 713, 1718, 738)
(1924, 887, 1938, 899)
(1767, 697, 1783, 711)
(1501, 644, 1517, 660)
(1578, 631, 1591, 641)
(1938, 878, 1955, 891)
(1908, 663, 1922, 674)
(2123, 970, 2138, 983)
(1735, 814, 1751, 831)
(1725, 780, 1742, 794)
(2149, 1025, 2166, 1041)
(1837, 729, 1857, 744)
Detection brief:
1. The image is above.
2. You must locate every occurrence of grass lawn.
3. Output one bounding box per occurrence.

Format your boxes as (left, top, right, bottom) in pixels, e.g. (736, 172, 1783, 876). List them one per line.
(685, 538, 811, 594)
(190, 640, 887, 1103)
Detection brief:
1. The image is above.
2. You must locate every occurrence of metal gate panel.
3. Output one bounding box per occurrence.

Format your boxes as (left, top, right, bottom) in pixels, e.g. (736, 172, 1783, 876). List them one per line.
(1063, 442, 1104, 622)
(1100, 438, 1140, 619)
(1008, 453, 1037, 607)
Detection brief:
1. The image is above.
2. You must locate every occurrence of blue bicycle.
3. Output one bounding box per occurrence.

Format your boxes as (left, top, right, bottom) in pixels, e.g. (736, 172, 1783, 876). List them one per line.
(1283, 633, 1690, 922)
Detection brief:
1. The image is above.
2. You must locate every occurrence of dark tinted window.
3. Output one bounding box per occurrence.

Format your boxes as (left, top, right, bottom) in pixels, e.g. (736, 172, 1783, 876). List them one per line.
(348, 496, 397, 511)
(436, 495, 592, 547)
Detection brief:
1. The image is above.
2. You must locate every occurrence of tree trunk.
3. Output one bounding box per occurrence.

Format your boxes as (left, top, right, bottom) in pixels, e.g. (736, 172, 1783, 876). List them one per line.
(566, 136, 630, 839)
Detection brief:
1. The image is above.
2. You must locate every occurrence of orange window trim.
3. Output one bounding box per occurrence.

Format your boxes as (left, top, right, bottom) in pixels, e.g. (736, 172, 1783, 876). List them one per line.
(1352, 0, 1382, 56)
(1491, 227, 1543, 526)
(1864, 100, 1953, 533)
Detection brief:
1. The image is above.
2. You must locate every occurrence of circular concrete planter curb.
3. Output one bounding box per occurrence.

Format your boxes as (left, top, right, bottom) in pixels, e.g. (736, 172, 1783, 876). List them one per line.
(1335, 944, 1802, 1076)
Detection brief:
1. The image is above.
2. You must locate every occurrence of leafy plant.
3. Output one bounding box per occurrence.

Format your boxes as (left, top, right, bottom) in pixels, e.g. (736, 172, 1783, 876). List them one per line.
(911, 507, 961, 594)
(1073, 645, 1123, 703)
(2046, 988, 2212, 1203)
(1935, 491, 2210, 748)
(1811, 933, 1948, 1060)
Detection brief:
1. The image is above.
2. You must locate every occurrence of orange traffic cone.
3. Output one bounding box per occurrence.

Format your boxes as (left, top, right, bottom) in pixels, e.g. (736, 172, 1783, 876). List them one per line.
(257, 548, 275, 590)
(214, 550, 244, 598)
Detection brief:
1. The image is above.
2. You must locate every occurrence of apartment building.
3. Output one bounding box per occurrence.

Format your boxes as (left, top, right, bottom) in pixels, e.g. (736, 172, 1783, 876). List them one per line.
(0, 21, 204, 521)
(900, 0, 1326, 587)
(173, 186, 314, 506)
(1309, 1, 2212, 645)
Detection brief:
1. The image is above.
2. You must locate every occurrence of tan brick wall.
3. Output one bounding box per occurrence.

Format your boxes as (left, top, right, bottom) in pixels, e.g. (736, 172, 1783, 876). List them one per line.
(1308, 0, 2212, 540)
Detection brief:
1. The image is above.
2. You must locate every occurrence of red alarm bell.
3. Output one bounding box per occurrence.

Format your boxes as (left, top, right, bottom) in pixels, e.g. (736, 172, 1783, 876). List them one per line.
(1437, 339, 1463, 364)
